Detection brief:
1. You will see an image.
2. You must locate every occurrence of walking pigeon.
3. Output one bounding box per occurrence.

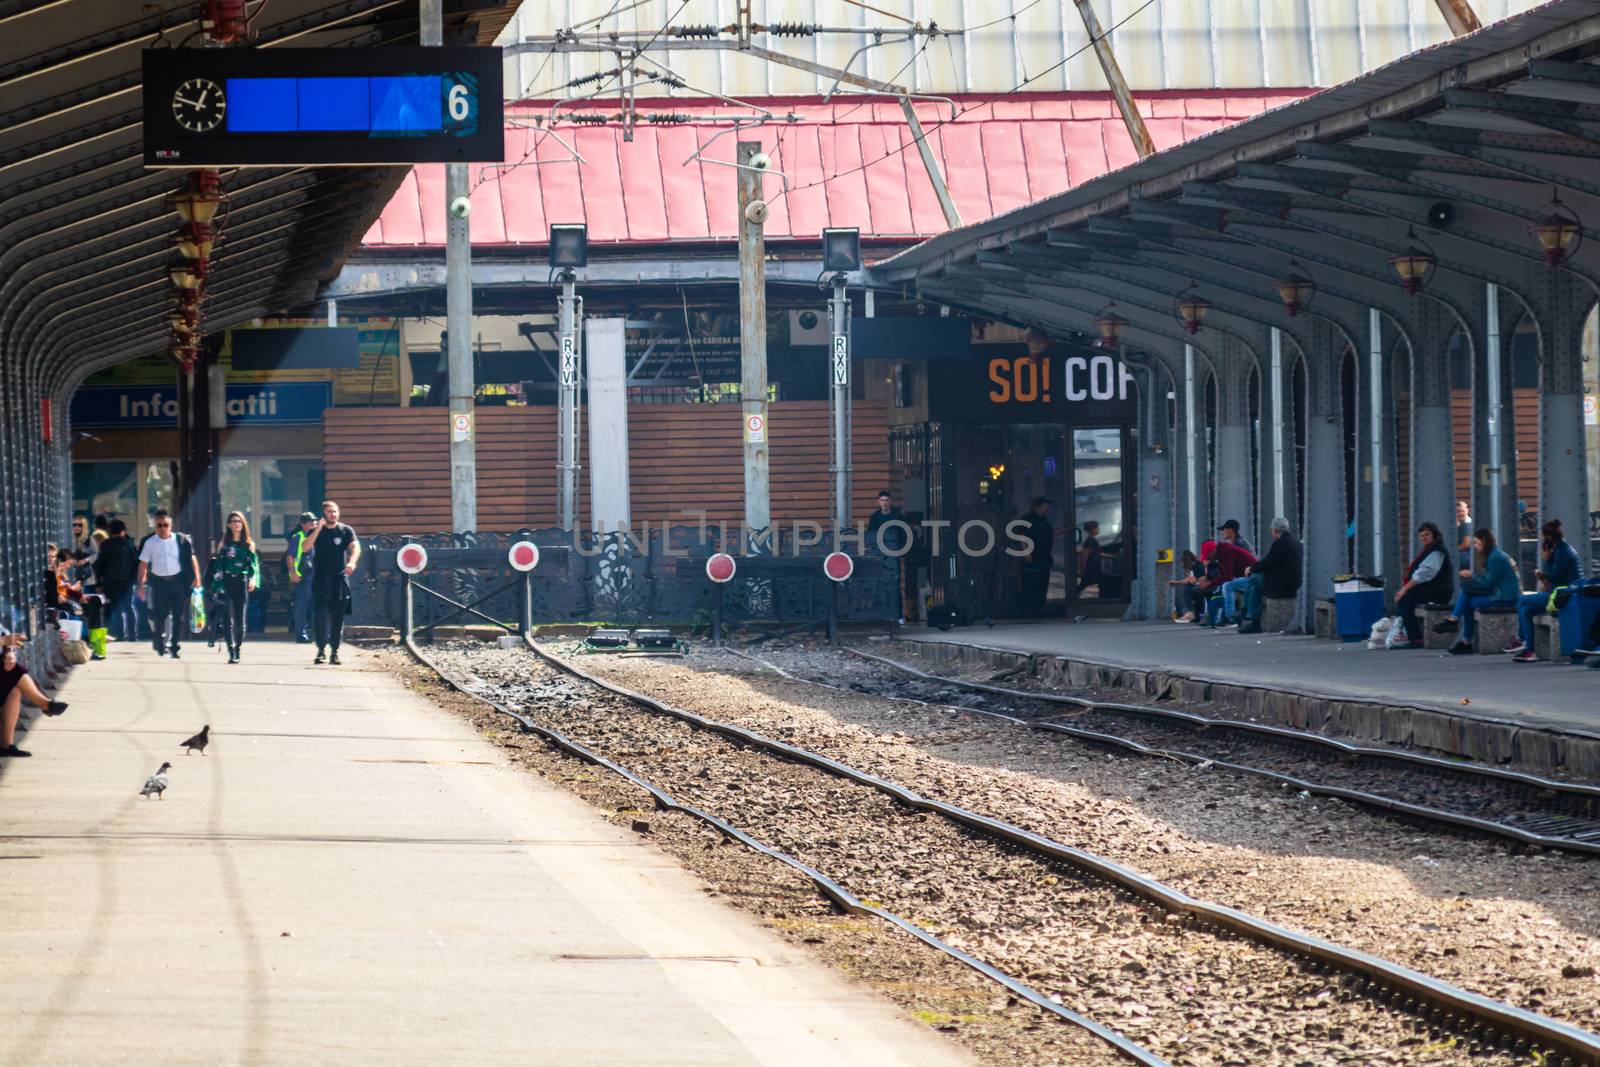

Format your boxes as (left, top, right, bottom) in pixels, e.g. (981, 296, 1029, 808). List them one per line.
(180, 725, 210, 756)
(141, 762, 171, 800)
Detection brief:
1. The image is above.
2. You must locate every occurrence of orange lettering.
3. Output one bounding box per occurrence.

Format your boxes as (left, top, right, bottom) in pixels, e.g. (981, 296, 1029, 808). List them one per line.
(1015, 358, 1038, 402)
(988, 358, 1011, 403)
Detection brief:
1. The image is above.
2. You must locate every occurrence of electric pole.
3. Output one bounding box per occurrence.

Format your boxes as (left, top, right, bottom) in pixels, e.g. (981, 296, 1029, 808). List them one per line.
(737, 140, 770, 551)
(422, 0, 477, 533)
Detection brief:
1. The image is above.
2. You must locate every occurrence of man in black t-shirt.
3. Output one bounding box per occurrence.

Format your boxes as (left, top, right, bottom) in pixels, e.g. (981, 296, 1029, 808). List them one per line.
(866, 490, 910, 624)
(307, 500, 361, 666)
(1018, 497, 1054, 617)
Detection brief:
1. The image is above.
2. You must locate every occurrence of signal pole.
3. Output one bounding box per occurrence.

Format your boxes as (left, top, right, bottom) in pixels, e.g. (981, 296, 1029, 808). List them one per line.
(737, 140, 770, 550)
(422, 0, 477, 532)
(557, 272, 580, 530)
(828, 274, 850, 545)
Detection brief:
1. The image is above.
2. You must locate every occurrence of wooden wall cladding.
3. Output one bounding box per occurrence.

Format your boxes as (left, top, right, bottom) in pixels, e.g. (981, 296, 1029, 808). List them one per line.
(323, 401, 889, 534)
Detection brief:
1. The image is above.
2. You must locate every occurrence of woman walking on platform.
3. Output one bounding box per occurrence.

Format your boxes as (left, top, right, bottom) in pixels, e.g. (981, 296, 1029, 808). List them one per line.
(214, 512, 261, 664)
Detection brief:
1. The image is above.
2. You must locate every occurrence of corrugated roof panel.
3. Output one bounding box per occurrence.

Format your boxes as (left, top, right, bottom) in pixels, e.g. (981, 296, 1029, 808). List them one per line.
(365, 91, 1295, 248)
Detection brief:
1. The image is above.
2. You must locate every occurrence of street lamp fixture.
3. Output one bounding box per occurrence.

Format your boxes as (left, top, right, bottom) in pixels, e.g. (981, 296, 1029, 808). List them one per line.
(1530, 188, 1582, 266)
(1274, 260, 1315, 317)
(549, 223, 588, 269)
(168, 262, 202, 291)
(1093, 301, 1127, 347)
(1387, 226, 1436, 295)
(1174, 283, 1210, 335)
(822, 227, 861, 273)
(175, 223, 215, 263)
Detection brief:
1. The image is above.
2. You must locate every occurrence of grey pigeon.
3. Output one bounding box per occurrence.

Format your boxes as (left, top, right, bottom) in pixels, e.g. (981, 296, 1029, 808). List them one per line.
(180, 725, 210, 756)
(141, 762, 171, 800)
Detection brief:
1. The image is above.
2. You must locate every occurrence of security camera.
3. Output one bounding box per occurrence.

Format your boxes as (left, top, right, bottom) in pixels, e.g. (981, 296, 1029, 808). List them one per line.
(450, 196, 472, 219)
(744, 200, 770, 225)
(749, 152, 771, 171)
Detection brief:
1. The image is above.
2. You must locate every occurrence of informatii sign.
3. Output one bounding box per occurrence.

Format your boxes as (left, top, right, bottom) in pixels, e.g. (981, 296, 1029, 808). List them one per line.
(70, 382, 332, 427)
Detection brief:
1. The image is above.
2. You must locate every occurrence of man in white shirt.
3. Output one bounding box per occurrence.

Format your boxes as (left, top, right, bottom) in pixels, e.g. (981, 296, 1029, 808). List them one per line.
(137, 510, 201, 658)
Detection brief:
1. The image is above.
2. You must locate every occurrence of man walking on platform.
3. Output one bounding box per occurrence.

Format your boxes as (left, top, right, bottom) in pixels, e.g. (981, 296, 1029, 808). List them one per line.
(136, 510, 201, 658)
(286, 511, 318, 643)
(307, 501, 360, 666)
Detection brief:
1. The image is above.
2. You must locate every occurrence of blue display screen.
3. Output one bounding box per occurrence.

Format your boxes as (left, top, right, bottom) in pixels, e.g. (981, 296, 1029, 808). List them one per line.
(226, 75, 460, 134)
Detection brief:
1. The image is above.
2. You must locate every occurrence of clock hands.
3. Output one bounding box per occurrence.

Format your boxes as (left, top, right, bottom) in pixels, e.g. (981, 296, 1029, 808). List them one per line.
(174, 96, 205, 108)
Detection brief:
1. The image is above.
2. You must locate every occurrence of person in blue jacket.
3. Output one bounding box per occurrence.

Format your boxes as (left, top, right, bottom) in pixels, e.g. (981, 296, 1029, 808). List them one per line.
(1507, 518, 1584, 662)
(1433, 527, 1520, 655)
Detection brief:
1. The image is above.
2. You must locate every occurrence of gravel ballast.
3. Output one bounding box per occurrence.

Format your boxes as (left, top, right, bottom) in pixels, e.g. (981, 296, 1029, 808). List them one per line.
(395, 640, 1600, 1065)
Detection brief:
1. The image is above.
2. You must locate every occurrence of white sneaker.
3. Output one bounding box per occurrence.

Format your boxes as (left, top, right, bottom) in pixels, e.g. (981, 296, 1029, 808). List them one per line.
(1502, 639, 1526, 654)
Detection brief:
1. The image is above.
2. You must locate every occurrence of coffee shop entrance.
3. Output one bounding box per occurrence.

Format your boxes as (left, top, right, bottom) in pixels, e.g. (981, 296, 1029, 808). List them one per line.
(888, 341, 1138, 620)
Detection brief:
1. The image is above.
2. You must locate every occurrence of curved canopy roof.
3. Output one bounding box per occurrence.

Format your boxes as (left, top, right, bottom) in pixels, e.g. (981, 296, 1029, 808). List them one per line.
(0, 0, 516, 396)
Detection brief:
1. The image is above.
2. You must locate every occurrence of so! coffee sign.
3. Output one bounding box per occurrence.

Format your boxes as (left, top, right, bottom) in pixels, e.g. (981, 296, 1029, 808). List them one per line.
(396, 543, 429, 575)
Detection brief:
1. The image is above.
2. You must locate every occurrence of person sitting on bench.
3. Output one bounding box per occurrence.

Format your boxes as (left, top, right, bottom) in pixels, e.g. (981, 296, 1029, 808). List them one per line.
(1237, 517, 1302, 634)
(1392, 522, 1453, 649)
(1507, 518, 1583, 662)
(1434, 528, 1519, 655)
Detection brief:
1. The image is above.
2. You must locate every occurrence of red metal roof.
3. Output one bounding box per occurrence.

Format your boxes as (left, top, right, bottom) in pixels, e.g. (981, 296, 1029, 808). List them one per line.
(363, 90, 1314, 249)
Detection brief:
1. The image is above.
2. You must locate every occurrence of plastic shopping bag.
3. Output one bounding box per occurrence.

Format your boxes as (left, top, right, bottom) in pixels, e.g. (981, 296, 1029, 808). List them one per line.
(1383, 616, 1406, 650)
(190, 587, 207, 634)
(1366, 616, 1392, 650)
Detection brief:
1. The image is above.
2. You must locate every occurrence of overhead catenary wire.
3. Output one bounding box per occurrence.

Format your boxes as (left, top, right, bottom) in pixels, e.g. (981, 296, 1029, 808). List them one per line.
(765, 0, 1159, 210)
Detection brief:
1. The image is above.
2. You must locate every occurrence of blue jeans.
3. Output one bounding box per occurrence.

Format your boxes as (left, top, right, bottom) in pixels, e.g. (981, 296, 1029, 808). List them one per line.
(1241, 573, 1267, 623)
(1515, 591, 1549, 646)
(1203, 593, 1227, 625)
(1221, 577, 1250, 620)
(1452, 590, 1515, 642)
(291, 578, 314, 640)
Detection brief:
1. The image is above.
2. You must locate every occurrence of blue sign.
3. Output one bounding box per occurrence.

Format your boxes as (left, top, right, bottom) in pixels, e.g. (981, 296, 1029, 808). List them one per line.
(70, 382, 332, 427)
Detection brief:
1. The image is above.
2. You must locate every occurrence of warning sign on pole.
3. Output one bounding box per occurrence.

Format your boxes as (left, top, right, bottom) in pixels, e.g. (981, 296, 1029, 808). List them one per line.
(508, 541, 540, 572)
(831, 333, 849, 385)
(450, 412, 473, 442)
(560, 334, 576, 386)
(397, 543, 429, 575)
(744, 412, 766, 444)
(1586, 395, 1598, 427)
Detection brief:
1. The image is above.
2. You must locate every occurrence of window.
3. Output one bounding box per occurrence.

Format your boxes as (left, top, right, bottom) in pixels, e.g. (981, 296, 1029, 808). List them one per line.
(72, 462, 137, 522)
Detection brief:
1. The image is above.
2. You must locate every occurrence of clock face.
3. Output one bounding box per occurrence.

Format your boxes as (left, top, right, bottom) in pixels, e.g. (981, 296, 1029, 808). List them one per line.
(171, 78, 226, 133)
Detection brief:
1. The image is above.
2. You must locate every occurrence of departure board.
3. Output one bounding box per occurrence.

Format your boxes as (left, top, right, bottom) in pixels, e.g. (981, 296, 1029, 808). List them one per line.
(143, 47, 502, 166)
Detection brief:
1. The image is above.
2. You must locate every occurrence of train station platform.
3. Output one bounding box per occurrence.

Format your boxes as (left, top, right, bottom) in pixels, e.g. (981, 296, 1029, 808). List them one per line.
(0, 641, 969, 1067)
(897, 621, 1600, 778)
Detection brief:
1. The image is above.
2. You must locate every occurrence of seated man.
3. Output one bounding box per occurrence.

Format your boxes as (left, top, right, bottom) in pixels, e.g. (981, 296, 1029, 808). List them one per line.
(1238, 517, 1302, 634)
(1204, 534, 1257, 627)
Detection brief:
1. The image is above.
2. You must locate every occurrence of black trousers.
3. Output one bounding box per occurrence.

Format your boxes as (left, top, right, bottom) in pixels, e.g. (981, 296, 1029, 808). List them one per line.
(1019, 565, 1050, 617)
(314, 585, 347, 652)
(219, 576, 249, 652)
(148, 575, 187, 652)
(101, 581, 134, 640)
(1396, 586, 1432, 644)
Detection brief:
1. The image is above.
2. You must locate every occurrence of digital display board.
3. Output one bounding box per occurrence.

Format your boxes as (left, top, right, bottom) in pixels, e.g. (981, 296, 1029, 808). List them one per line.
(143, 47, 502, 167)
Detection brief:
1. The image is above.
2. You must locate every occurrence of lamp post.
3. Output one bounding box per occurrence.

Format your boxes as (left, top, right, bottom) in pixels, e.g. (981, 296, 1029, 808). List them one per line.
(822, 227, 859, 546)
(1175, 283, 1210, 335)
(1530, 188, 1582, 266)
(1274, 260, 1315, 317)
(1093, 301, 1127, 348)
(550, 223, 587, 532)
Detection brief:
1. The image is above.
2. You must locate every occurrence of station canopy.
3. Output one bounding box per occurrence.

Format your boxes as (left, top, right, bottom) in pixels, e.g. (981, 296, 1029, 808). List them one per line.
(0, 0, 519, 394)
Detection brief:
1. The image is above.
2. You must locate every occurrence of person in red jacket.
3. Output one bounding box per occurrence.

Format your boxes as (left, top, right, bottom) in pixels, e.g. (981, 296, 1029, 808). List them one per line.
(1201, 538, 1257, 626)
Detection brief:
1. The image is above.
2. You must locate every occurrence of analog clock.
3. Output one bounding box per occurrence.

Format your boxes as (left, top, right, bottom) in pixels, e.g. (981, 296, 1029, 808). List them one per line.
(171, 78, 226, 133)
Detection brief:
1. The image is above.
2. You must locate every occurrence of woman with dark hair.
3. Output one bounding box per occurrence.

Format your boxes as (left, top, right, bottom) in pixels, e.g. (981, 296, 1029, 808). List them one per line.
(1507, 518, 1584, 662)
(1168, 548, 1204, 623)
(1434, 528, 1520, 655)
(1392, 522, 1452, 648)
(1, 637, 68, 758)
(213, 511, 261, 664)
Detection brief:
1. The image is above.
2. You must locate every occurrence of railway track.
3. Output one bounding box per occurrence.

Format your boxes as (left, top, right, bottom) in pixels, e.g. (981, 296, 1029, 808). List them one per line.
(406, 635, 1600, 1066)
(818, 647, 1600, 857)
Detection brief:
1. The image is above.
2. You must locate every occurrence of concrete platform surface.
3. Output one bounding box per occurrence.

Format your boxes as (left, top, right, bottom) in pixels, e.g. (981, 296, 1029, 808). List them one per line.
(0, 640, 972, 1067)
(902, 620, 1600, 738)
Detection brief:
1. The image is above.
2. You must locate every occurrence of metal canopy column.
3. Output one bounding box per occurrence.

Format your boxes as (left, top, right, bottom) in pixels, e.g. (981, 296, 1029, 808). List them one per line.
(1469, 282, 1519, 546)
(1213, 336, 1255, 535)
(1530, 267, 1592, 529)
(1303, 318, 1346, 631)
(1123, 348, 1175, 621)
(1409, 296, 1456, 549)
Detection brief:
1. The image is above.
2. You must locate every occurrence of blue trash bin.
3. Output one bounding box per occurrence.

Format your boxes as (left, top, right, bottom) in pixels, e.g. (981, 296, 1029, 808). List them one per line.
(1557, 584, 1600, 660)
(1334, 577, 1385, 642)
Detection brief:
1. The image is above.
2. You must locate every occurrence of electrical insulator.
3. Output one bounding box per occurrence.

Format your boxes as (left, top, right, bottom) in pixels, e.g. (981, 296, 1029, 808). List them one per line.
(671, 24, 721, 38)
(567, 112, 614, 125)
(202, 0, 248, 43)
(765, 22, 818, 37)
(644, 113, 690, 124)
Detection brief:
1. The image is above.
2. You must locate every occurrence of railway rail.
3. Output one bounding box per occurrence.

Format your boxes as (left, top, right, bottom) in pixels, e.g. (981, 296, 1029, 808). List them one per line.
(825, 647, 1600, 857)
(404, 634, 1600, 1066)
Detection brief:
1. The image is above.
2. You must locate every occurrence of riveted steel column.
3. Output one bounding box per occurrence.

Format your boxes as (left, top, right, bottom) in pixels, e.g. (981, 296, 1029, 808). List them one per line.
(1213, 336, 1254, 534)
(1270, 327, 1286, 523)
(1184, 343, 1199, 555)
(1367, 309, 1386, 579)
(1303, 318, 1346, 630)
(1122, 350, 1173, 622)
(1470, 283, 1518, 547)
(1410, 297, 1456, 550)
(1531, 268, 1591, 529)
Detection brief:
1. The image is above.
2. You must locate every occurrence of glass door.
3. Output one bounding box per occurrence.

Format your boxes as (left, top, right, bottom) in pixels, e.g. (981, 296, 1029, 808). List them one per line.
(1067, 427, 1129, 602)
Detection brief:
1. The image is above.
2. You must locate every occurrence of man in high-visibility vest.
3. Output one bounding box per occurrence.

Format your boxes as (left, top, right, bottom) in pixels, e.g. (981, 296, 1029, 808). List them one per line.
(286, 511, 317, 643)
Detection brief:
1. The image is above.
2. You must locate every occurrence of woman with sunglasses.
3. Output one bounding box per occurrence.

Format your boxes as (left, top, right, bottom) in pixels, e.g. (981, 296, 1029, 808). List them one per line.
(213, 512, 261, 664)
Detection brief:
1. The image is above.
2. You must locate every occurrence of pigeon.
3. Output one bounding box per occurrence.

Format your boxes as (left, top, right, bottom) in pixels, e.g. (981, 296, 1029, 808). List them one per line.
(141, 762, 172, 800)
(180, 725, 210, 756)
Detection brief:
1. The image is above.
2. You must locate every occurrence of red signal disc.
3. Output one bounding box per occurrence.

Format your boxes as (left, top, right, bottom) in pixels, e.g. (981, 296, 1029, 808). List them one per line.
(823, 551, 853, 582)
(706, 552, 736, 583)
